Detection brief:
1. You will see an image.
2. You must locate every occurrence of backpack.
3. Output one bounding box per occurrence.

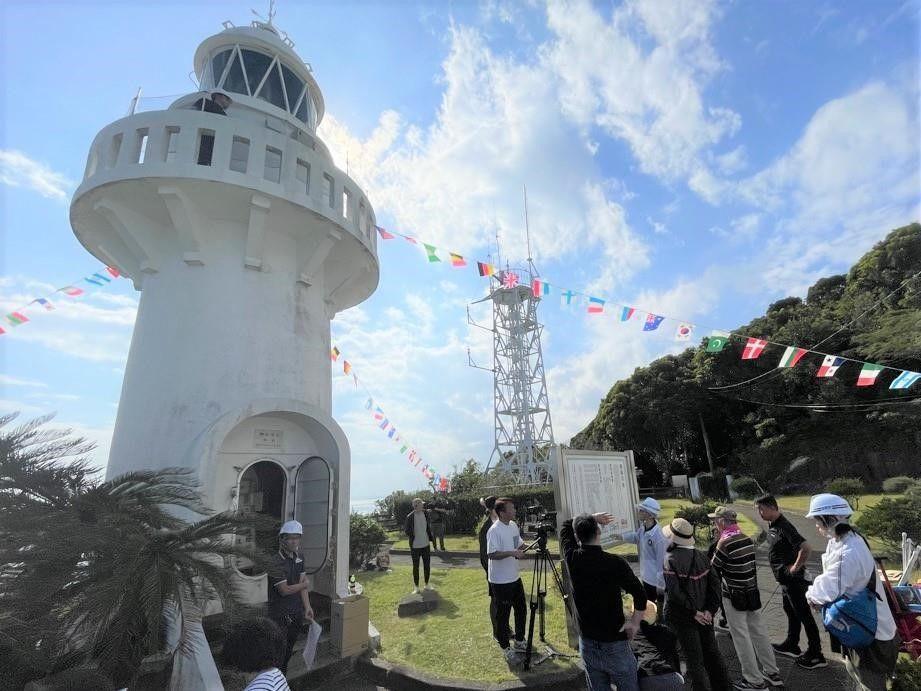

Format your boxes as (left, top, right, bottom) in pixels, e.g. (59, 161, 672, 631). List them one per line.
(821, 535, 879, 649)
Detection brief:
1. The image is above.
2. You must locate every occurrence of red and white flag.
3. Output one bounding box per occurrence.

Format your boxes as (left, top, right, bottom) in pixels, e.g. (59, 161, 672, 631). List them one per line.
(742, 338, 767, 360)
(856, 363, 883, 387)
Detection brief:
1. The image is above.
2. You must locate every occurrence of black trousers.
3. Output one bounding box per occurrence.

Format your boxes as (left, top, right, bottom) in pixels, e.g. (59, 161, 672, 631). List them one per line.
(643, 581, 665, 622)
(781, 580, 822, 654)
(411, 545, 431, 586)
(270, 612, 302, 674)
(487, 580, 499, 641)
(667, 616, 729, 691)
(492, 578, 526, 649)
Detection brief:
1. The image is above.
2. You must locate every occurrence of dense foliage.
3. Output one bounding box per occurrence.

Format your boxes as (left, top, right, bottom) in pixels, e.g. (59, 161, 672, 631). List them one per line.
(349, 512, 388, 567)
(856, 484, 921, 548)
(572, 224, 921, 490)
(0, 414, 262, 689)
(729, 476, 762, 500)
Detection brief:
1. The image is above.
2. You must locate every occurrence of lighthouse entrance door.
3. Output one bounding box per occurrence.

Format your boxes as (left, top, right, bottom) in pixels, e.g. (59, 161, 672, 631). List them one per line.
(293, 456, 331, 574)
(237, 459, 286, 566)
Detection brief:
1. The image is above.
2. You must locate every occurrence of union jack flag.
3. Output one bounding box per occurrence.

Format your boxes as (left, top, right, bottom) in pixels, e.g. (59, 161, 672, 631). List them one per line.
(502, 272, 519, 288)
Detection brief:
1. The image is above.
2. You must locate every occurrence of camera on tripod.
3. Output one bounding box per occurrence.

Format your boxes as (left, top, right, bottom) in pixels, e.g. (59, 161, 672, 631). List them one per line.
(525, 505, 558, 539)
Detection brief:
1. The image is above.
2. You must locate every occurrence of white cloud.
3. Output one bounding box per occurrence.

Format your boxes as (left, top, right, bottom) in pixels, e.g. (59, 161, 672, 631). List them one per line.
(738, 80, 920, 294)
(548, 270, 722, 441)
(318, 24, 649, 283)
(544, 0, 738, 197)
(0, 149, 74, 201)
(0, 374, 48, 389)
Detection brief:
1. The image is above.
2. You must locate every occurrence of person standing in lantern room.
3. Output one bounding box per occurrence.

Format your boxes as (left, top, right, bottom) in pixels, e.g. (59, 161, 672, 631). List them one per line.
(620, 498, 668, 621)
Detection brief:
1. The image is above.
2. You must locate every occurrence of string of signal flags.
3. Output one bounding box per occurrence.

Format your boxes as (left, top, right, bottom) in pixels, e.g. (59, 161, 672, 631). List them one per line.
(374, 225, 921, 392)
(330, 344, 451, 493)
(1, 266, 125, 334)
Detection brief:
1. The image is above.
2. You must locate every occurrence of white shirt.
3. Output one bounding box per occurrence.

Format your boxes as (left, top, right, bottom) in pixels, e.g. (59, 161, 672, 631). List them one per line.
(486, 519, 523, 584)
(806, 530, 896, 641)
(623, 521, 667, 590)
(411, 512, 429, 549)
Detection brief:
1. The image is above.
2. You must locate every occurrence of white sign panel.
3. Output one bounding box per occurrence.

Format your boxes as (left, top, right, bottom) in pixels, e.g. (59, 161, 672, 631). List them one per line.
(555, 449, 640, 548)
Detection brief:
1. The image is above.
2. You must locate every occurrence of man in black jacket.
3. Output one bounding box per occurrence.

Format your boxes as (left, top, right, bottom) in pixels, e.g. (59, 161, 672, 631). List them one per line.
(477, 496, 498, 641)
(561, 512, 648, 691)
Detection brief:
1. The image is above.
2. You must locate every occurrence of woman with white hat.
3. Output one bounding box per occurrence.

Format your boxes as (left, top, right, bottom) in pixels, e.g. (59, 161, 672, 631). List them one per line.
(662, 517, 729, 691)
(621, 497, 668, 621)
(804, 494, 899, 691)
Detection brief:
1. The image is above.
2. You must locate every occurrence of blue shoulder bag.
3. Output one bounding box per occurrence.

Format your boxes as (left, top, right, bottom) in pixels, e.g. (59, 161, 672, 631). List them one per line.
(821, 536, 880, 649)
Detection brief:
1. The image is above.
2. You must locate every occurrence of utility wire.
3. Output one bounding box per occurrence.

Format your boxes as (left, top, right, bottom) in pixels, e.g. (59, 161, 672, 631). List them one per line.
(707, 268, 921, 393)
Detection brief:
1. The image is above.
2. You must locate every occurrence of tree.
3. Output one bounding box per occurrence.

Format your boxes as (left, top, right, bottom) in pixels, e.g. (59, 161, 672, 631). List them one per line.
(572, 224, 921, 488)
(0, 414, 262, 688)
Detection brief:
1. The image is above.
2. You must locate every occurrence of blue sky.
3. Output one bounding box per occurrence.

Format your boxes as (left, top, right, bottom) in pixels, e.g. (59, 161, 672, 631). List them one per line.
(1, 0, 918, 503)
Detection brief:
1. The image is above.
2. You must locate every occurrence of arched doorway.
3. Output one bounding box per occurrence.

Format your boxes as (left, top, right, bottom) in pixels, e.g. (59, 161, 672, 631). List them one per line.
(237, 460, 286, 574)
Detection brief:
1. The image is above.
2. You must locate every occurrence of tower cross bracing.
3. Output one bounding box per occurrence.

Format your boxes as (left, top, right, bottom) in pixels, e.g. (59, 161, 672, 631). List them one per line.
(487, 270, 555, 483)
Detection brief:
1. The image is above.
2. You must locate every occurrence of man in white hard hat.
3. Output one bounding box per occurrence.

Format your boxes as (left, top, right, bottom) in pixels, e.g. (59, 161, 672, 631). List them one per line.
(620, 497, 668, 621)
(804, 494, 899, 691)
(268, 520, 314, 674)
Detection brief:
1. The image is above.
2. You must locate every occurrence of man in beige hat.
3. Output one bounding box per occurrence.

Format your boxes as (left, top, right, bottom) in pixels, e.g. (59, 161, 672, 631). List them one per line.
(709, 506, 781, 689)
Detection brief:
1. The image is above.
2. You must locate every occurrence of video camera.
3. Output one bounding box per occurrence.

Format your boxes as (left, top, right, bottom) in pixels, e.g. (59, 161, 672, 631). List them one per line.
(525, 505, 558, 539)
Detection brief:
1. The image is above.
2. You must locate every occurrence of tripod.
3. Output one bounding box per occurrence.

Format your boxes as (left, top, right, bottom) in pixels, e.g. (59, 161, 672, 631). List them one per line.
(521, 529, 578, 670)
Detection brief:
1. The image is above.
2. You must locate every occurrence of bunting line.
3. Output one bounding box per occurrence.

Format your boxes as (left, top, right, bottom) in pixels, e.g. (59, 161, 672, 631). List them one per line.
(330, 343, 451, 491)
(2, 266, 124, 334)
(373, 225, 919, 390)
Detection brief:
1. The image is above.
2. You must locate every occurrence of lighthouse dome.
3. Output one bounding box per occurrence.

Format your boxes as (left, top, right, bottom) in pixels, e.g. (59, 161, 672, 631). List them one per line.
(188, 20, 324, 132)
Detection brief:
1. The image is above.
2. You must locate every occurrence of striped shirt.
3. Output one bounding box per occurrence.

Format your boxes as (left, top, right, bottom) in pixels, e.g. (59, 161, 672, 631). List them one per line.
(711, 532, 757, 596)
(244, 668, 290, 691)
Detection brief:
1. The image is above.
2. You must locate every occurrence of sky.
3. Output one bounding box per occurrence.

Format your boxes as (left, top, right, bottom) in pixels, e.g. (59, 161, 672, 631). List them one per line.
(1, 0, 919, 504)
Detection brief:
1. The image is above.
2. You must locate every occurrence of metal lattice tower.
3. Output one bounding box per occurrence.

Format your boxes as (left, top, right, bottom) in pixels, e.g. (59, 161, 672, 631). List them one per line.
(485, 269, 555, 483)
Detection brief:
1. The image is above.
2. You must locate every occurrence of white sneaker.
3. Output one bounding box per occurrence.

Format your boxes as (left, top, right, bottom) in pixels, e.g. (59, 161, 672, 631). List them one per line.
(423, 584, 433, 591)
(504, 648, 522, 665)
(411, 587, 419, 594)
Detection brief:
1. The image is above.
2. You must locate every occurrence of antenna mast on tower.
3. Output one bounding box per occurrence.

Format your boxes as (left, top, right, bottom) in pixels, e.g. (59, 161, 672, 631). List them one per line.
(473, 187, 555, 484)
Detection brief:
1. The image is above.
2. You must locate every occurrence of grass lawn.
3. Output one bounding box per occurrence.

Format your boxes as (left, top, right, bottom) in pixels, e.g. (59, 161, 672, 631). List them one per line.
(360, 564, 584, 683)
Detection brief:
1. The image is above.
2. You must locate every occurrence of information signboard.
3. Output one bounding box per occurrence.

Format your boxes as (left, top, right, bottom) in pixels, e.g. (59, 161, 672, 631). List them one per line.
(552, 447, 640, 548)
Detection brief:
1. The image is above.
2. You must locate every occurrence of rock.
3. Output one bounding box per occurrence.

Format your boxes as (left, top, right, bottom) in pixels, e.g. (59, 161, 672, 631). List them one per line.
(368, 621, 381, 651)
(397, 589, 440, 617)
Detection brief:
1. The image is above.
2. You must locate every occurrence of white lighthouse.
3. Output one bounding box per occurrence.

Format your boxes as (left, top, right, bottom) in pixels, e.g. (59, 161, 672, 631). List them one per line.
(69, 17, 378, 602)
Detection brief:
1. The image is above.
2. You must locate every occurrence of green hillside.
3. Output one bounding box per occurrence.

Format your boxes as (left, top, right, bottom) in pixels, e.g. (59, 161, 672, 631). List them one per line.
(571, 224, 921, 491)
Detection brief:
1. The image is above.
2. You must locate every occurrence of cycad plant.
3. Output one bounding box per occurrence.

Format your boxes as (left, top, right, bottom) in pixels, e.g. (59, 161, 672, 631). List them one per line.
(0, 413, 266, 688)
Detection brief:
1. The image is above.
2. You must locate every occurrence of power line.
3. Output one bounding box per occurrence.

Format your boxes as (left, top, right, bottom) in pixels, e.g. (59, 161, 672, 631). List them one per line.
(707, 268, 921, 393)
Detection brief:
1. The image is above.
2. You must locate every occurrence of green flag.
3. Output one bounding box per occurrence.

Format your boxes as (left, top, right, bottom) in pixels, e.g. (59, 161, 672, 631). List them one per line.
(423, 243, 441, 263)
(706, 336, 728, 353)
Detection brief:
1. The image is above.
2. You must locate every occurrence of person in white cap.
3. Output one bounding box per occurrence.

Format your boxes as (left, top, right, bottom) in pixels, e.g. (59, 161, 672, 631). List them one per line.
(267, 520, 314, 674)
(804, 494, 899, 691)
(621, 497, 668, 621)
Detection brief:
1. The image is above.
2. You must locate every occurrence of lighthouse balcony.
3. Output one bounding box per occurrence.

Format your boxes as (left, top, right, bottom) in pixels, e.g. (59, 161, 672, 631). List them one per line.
(73, 108, 377, 257)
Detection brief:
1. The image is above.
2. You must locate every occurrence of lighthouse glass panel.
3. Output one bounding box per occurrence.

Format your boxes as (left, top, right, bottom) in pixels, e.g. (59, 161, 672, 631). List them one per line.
(210, 49, 232, 89)
(222, 51, 248, 96)
(257, 62, 287, 110)
(241, 50, 272, 94)
(295, 96, 310, 126)
(281, 63, 304, 113)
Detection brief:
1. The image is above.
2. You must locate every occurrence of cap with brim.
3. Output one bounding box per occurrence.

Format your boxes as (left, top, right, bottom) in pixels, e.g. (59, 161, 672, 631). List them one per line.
(662, 518, 695, 546)
(635, 497, 661, 517)
(707, 506, 737, 521)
